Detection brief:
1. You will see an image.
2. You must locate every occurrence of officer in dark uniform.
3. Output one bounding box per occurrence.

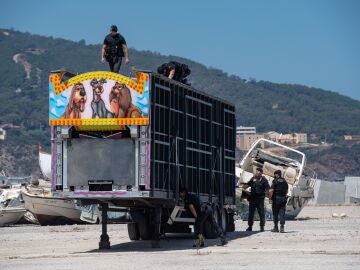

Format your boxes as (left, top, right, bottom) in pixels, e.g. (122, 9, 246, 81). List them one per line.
(241, 167, 270, 232)
(269, 170, 289, 233)
(157, 61, 191, 85)
(179, 187, 227, 247)
(101, 25, 130, 73)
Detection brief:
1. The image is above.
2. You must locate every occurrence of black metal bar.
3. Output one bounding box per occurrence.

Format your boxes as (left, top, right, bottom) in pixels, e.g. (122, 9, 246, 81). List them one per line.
(181, 88, 189, 192)
(99, 203, 110, 249)
(151, 207, 162, 248)
(209, 100, 214, 203)
(167, 84, 172, 197)
(220, 105, 225, 206)
(150, 75, 156, 195)
(197, 100, 200, 194)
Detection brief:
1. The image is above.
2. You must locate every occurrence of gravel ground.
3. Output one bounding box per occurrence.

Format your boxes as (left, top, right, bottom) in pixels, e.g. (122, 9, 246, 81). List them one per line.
(0, 205, 359, 270)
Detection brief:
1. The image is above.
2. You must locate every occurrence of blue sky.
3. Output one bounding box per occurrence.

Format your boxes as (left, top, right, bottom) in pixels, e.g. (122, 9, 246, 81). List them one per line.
(1, 0, 359, 100)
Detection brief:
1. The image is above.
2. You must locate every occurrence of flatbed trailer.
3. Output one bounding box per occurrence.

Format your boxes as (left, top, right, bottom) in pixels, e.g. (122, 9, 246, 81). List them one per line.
(49, 70, 236, 248)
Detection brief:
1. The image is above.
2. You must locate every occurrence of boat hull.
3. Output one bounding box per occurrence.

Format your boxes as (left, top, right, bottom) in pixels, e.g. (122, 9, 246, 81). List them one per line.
(22, 191, 82, 226)
(0, 208, 26, 226)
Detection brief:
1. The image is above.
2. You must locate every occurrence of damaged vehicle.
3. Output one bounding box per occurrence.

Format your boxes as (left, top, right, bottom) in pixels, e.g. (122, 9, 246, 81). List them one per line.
(237, 138, 316, 219)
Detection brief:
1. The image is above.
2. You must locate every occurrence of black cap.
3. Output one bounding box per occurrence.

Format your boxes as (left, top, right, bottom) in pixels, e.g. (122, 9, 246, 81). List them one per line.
(157, 64, 165, 74)
(179, 187, 188, 193)
(274, 170, 282, 176)
(256, 167, 263, 173)
(110, 25, 118, 32)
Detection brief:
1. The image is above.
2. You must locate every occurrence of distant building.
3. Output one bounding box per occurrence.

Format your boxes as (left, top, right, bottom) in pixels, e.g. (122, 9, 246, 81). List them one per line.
(278, 133, 307, 144)
(264, 131, 281, 142)
(236, 126, 256, 135)
(237, 133, 264, 151)
(0, 128, 5, 140)
(264, 132, 307, 145)
(294, 133, 307, 144)
(344, 135, 360, 141)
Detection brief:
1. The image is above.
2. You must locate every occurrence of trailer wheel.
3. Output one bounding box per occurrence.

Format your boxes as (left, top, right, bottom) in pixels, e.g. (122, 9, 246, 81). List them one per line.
(127, 223, 140, 240)
(138, 220, 151, 240)
(221, 208, 228, 233)
(204, 206, 220, 239)
(226, 209, 235, 232)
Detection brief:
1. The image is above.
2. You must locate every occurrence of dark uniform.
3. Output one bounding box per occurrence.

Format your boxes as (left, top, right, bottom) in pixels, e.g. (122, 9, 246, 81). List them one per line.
(247, 176, 270, 230)
(157, 61, 191, 85)
(184, 193, 226, 245)
(103, 33, 127, 73)
(271, 177, 289, 230)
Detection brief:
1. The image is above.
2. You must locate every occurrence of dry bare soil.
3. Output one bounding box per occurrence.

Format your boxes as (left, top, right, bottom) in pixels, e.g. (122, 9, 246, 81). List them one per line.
(0, 206, 359, 270)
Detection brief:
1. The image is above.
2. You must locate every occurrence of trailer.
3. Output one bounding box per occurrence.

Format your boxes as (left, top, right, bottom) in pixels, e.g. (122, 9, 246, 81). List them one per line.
(49, 70, 236, 248)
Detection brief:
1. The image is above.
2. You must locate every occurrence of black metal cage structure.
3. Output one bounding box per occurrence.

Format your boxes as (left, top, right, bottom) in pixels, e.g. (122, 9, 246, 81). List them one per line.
(150, 73, 236, 205)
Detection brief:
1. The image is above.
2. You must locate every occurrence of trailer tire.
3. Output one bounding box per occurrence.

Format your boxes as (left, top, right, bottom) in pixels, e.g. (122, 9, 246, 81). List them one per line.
(220, 208, 228, 233)
(226, 210, 235, 232)
(138, 221, 151, 240)
(127, 223, 140, 240)
(204, 206, 220, 239)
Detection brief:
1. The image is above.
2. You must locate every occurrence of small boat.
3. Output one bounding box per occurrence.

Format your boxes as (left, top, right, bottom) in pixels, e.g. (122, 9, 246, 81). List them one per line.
(21, 185, 82, 226)
(19, 148, 82, 226)
(0, 187, 26, 226)
(0, 208, 26, 226)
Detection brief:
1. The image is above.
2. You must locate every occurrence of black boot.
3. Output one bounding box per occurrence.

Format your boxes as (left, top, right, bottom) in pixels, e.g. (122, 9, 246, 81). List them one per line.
(218, 237, 228, 246)
(193, 234, 205, 248)
(271, 226, 279, 232)
(280, 225, 284, 233)
(246, 227, 252, 231)
(260, 226, 265, 232)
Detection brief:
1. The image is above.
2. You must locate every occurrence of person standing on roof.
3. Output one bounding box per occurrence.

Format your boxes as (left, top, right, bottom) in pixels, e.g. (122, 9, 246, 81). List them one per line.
(101, 25, 130, 73)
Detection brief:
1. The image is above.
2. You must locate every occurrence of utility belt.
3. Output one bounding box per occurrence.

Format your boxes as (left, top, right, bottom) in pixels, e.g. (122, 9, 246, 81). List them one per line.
(105, 53, 121, 63)
(105, 46, 122, 63)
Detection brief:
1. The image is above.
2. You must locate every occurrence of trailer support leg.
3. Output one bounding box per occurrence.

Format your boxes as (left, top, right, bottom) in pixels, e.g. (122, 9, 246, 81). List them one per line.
(99, 203, 110, 249)
(151, 207, 162, 248)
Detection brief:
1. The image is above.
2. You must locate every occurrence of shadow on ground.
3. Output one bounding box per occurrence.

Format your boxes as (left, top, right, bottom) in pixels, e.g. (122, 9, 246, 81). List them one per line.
(76, 230, 261, 253)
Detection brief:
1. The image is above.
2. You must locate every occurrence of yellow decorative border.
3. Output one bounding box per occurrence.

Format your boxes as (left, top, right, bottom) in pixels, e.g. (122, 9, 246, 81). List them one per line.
(74, 125, 127, 131)
(49, 71, 148, 95)
(49, 118, 149, 126)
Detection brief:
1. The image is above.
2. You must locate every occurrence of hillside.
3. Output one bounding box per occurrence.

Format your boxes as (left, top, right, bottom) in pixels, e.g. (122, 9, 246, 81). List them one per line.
(0, 28, 360, 179)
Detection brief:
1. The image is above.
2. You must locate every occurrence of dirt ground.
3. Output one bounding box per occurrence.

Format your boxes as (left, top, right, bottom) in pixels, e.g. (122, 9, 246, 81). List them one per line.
(0, 205, 359, 270)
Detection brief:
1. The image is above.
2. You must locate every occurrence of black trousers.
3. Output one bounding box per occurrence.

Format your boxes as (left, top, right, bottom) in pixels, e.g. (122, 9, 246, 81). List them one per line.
(108, 57, 122, 73)
(248, 198, 265, 227)
(194, 207, 224, 238)
(272, 201, 286, 227)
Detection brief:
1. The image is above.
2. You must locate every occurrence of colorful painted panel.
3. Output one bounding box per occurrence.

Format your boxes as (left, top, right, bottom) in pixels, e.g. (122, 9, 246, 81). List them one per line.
(49, 71, 149, 127)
